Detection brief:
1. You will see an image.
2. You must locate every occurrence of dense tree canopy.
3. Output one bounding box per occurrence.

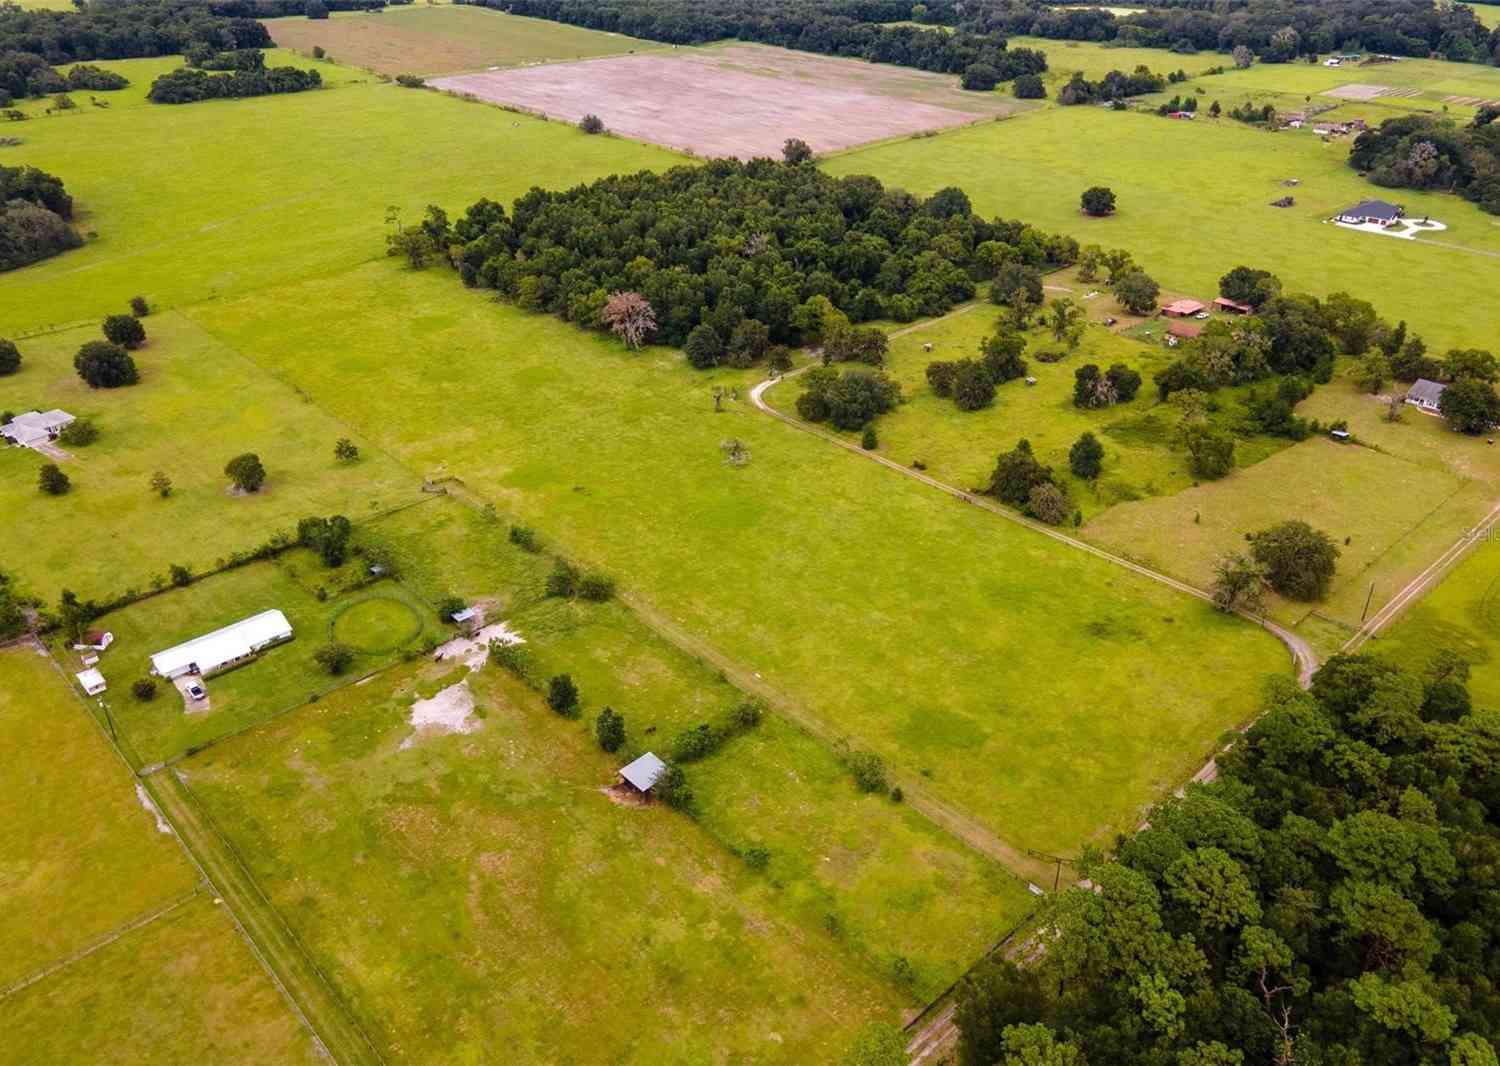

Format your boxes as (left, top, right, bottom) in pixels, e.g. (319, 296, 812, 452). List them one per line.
(74, 340, 137, 388)
(477, 0, 1048, 82)
(0, 0, 273, 64)
(435, 159, 1079, 351)
(147, 63, 321, 103)
(1349, 114, 1500, 217)
(958, 650, 1500, 1064)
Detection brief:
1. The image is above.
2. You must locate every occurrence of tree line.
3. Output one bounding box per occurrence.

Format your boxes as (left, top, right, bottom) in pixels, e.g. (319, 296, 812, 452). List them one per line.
(411, 156, 1081, 352)
(1349, 111, 1500, 218)
(0, 53, 128, 105)
(466, 0, 1049, 84)
(0, 0, 272, 66)
(960, 0, 1497, 66)
(954, 649, 1500, 1064)
(147, 57, 321, 103)
(0, 163, 79, 271)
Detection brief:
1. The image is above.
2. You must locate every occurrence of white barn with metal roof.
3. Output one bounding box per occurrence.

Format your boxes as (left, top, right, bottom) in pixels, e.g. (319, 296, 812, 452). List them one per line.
(2, 409, 74, 448)
(149, 609, 293, 679)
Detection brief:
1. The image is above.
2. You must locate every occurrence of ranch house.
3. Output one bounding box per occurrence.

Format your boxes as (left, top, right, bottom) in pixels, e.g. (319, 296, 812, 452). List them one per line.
(1213, 297, 1253, 315)
(1337, 200, 1403, 226)
(1405, 378, 1447, 413)
(2, 409, 74, 448)
(149, 609, 294, 680)
(1161, 299, 1206, 318)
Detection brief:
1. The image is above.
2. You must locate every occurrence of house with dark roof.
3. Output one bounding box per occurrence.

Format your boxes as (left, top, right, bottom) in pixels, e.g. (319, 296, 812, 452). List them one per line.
(1405, 378, 1447, 413)
(1337, 200, 1403, 226)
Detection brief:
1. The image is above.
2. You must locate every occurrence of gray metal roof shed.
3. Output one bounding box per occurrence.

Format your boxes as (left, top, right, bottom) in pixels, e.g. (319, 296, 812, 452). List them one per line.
(619, 752, 666, 792)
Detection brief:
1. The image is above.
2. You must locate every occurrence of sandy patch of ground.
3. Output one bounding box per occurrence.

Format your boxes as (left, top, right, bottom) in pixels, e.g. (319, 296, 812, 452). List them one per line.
(601, 783, 650, 808)
(432, 620, 524, 670)
(171, 673, 211, 714)
(135, 783, 174, 835)
(429, 43, 1025, 159)
(1331, 217, 1447, 240)
(1446, 94, 1500, 107)
(400, 678, 481, 749)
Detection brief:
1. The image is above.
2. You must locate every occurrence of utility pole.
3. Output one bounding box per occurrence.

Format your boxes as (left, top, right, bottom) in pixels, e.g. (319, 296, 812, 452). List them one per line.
(1361, 582, 1375, 622)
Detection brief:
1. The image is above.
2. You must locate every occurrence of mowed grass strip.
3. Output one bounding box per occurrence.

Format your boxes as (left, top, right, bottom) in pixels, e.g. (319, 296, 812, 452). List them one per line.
(363, 496, 1034, 996)
(0, 313, 418, 603)
(3, 894, 322, 1065)
(0, 68, 679, 334)
(824, 103, 1500, 352)
(0, 646, 196, 985)
(191, 260, 1288, 853)
(181, 661, 909, 1063)
(267, 5, 659, 76)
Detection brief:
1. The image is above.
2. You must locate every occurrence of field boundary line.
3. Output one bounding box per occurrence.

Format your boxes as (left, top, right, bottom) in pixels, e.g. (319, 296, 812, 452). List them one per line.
(619, 590, 1057, 886)
(1343, 494, 1500, 653)
(0, 888, 202, 1002)
(144, 768, 384, 1066)
(748, 369, 1318, 685)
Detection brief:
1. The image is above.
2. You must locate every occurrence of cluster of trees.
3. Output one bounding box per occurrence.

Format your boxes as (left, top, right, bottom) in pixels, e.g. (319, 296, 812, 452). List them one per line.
(669, 699, 763, 764)
(1349, 112, 1500, 217)
(147, 62, 321, 103)
(0, 53, 128, 104)
(989, 438, 1073, 525)
(796, 366, 901, 430)
(212, 0, 400, 16)
(0, 1, 272, 65)
(477, 0, 1047, 84)
(1056, 65, 1166, 105)
(426, 159, 1080, 352)
(0, 568, 28, 641)
(962, 0, 1496, 66)
(926, 327, 1029, 412)
(956, 647, 1500, 1064)
(297, 514, 353, 567)
(0, 162, 79, 271)
(1073, 362, 1141, 409)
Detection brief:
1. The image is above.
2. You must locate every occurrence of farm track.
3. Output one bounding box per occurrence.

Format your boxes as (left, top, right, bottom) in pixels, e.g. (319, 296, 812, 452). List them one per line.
(145, 768, 384, 1066)
(747, 365, 1319, 687)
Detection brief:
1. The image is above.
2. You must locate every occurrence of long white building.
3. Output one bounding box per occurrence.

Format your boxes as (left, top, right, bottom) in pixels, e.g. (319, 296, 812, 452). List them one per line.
(150, 609, 293, 679)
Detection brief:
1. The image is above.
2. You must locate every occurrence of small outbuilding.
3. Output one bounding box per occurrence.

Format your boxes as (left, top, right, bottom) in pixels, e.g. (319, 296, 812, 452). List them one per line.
(2, 409, 75, 448)
(1337, 199, 1403, 226)
(1213, 297, 1253, 315)
(1405, 378, 1447, 413)
(450, 605, 482, 636)
(1167, 321, 1204, 341)
(1161, 299, 1206, 318)
(618, 752, 667, 795)
(149, 609, 293, 679)
(76, 668, 107, 696)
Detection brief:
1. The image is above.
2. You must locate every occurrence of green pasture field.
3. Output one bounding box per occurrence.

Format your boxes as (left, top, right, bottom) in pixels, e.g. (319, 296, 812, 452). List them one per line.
(180, 661, 911, 1062)
(0, 646, 195, 983)
(0, 313, 418, 604)
(0, 62, 678, 334)
(81, 547, 441, 765)
(0, 646, 317, 1062)
(361, 495, 1033, 995)
(823, 296, 1287, 520)
(825, 103, 1500, 354)
(266, 5, 661, 76)
(1374, 535, 1500, 708)
(1014, 36, 1223, 87)
(188, 259, 1288, 855)
(6, 894, 322, 1065)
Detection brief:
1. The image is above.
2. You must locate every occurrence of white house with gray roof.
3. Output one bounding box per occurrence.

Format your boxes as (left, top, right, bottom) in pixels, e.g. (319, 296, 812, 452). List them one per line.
(1405, 378, 1447, 413)
(2, 409, 74, 449)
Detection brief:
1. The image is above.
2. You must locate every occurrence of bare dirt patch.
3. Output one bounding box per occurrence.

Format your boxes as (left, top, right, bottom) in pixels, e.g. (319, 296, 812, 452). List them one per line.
(430, 43, 1027, 158)
(400, 678, 480, 749)
(1325, 83, 1422, 101)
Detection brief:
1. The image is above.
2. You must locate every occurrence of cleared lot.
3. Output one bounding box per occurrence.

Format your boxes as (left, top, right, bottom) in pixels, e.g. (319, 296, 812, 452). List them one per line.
(430, 43, 1027, 158)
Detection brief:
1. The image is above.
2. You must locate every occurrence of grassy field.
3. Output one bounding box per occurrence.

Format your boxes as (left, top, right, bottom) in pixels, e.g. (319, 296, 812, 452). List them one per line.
(78, 546, 442, 765)
(0, 646, 317, 1061)
(1373, 534, 1500, 707)
(827, 65, 1500, 354)
(0, 313, 419, 603)
(362, 496, 1034, 994)
(188, 260, 1288, 854)
(0, 62, 678, 335)
(267, 5, 660, 75)
(181, 660, 914, 1062)
(828, 293, 1288, 519)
